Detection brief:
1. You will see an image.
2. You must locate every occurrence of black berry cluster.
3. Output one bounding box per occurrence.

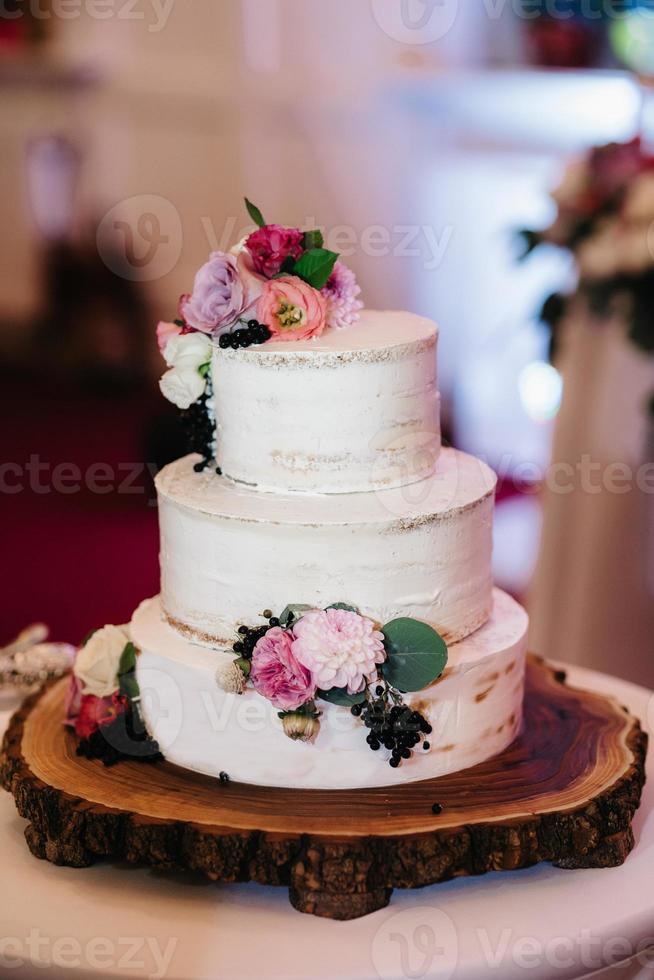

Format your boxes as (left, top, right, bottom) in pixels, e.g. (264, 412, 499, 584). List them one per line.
(218, 320, 272, 349)
(351, 683, 432, 768)
(232, 610, 280, 660)
(180, 391, 214, 472)
(76, 706, 163, 768)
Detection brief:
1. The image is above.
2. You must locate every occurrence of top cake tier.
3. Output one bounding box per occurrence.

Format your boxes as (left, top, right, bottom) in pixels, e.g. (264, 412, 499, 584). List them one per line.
(211, 310, 440, 494)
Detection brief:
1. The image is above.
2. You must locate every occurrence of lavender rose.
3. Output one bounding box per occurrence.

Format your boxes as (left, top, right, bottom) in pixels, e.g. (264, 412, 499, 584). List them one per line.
(179, 251, 256, 336)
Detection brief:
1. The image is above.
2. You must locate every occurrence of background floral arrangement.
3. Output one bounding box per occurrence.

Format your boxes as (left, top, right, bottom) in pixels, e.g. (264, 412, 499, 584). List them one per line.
(520, 138, 654, 415)
(217, 602, 447, 770)
(156, 199, 363, 467)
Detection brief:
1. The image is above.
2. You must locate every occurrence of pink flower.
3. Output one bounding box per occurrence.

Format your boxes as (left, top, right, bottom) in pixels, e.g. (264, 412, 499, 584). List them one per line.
(321, 261, 363, 330)
(64, 673, 83, 729)
(246, 224, 304, 278)
(256, 276, 327, 342)
(250, 626, 316, 711)
(590, 138, 653, 202)
(156, 320, 182, 354)
(74, 693, 122, 739)
(292, 609, 386, 695)
(179, 251, 257, 337)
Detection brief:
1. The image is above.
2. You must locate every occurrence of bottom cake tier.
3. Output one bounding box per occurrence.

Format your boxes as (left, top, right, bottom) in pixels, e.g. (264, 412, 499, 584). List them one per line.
(131, 589, 528, 789)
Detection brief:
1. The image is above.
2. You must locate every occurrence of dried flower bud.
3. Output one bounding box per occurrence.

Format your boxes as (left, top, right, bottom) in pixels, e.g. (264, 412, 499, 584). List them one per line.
(215, 660, 247, 695)
(281, 710, 320, 743)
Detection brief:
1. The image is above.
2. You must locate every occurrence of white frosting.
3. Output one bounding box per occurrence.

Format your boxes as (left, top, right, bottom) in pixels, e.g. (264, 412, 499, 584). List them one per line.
(211, 310, 441, 493)
(132, 590, 528, 790)
(157, 448, 496, 647)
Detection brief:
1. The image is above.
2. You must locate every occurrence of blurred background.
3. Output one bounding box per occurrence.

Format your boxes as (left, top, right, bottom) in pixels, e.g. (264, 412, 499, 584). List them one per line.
(1, 0, 652, 682)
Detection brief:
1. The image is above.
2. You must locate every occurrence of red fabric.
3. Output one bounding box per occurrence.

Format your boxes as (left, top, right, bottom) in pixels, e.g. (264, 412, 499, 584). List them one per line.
(2, 377, 160, 645)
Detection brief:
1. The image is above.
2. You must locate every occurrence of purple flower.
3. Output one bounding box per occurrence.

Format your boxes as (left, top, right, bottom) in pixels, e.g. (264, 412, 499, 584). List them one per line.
(179, 251, 258, 337)
(246, 225, 304, 278)
(321, 261, 363, 331)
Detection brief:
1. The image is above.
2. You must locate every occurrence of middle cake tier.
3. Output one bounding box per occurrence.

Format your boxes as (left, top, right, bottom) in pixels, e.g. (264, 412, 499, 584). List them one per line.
(158, 448, 496, 648)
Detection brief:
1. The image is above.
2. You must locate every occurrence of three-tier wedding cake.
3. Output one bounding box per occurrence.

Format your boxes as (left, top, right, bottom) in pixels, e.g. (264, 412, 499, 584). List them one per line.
(67, 202, 529, 790)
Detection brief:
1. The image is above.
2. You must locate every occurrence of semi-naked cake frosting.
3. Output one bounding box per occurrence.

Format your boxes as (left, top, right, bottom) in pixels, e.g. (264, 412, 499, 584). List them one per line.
(56, 208, 529, 791)
(211, 311, 440, 493)
(132, 588, 527, 789)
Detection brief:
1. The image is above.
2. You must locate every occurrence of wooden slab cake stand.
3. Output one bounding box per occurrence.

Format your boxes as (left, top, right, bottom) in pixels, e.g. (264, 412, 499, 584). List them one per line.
(0, 656, 647, 921)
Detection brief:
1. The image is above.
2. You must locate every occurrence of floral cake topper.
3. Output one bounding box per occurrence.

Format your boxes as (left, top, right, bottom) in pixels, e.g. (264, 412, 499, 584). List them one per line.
(156, 200, 363, 469)
(157, 199, 362, 404)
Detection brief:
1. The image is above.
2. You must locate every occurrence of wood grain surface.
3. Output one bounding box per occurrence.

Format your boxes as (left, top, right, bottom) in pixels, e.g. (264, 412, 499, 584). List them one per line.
(0, 657, 647, 919)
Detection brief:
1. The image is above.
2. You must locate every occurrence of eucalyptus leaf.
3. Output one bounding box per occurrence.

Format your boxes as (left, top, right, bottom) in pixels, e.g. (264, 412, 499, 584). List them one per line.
(318, 687, 366, 707)
(245, 197, 266, 228)
(381, 619, 448, 693)
(279, 603, 314, 627)
(118, 642, 137, 676)
(326, 602, 359, 614)
(292, 248, 339, 290)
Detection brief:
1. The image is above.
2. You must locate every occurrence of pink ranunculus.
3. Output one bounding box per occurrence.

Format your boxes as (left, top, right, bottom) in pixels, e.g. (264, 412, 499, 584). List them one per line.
(250, 626, 316, 711)
(179, 251, 253, 337)
(256, 276, 327, 342)
(156, 320, 182, 354)
(246, 224, 304, 278)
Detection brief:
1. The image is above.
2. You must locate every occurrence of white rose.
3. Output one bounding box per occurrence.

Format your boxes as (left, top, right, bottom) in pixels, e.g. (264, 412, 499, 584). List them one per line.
(74, 625, 129, 697)
(163, 331, 212, 369)
(159, 364, 207, 409)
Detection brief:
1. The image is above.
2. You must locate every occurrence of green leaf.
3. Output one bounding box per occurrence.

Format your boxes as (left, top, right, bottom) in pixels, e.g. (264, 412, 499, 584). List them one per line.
(118, 642, 137, 676)
(245, 197, 266, 228)
(292, 248, 339, 290)
(317, 687, 366, 707)
(326, 602, 359, 614)
(173, 318, 184, 327)
(279, 603, 314, 628)
(198, 361, 211, 379)
(302, 229, 324, 250)
(381, 619, 448, 693)
(119, 671, 140, 703)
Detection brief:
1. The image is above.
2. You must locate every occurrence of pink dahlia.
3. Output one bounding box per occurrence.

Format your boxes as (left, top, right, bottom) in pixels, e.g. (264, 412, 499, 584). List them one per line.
(292, 608, 385, 695)
(246, 224, 304, 279)
(321, 261, 363, 331)
(251, 626, 316, 711)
